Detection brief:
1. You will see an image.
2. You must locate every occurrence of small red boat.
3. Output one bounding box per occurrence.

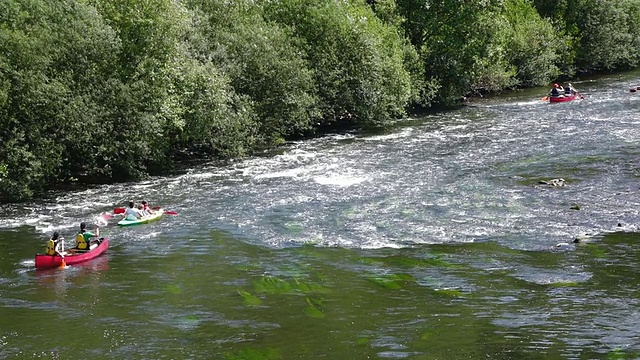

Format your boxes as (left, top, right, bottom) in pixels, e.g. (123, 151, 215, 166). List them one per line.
(35, 238, 109, 269)
(549, 93, 583, 103)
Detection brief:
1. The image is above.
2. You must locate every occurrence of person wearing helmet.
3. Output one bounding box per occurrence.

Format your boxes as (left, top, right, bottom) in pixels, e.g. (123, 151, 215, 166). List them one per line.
(549, 83, 564, 97)
(564, 83, 577, 96)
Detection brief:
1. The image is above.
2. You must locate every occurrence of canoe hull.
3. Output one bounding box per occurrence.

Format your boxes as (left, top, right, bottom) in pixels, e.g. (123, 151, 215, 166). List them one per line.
(117, 209, 165, 226)
(35, 238, 109, 269)
(549, 94, 579, 103)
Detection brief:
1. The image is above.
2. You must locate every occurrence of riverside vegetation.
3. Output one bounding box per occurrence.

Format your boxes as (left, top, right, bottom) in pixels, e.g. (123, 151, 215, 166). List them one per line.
(1, 0, 639, 201)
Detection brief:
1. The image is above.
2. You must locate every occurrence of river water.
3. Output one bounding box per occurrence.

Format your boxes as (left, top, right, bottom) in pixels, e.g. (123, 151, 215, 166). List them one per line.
(1, 71, 640, 359)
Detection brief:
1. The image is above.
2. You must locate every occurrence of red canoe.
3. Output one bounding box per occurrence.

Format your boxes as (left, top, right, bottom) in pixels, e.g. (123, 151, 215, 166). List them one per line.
(549, 94, 583, 103)
(35, 238, 110, 269)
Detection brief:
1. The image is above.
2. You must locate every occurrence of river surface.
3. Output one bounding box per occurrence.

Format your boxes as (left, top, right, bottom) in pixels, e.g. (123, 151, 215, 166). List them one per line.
(1, 71, 640, 359)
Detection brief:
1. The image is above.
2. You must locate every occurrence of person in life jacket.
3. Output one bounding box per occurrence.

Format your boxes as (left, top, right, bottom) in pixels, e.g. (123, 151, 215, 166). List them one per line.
(76, 222, 99, 250)
(564, 83, 577, 95)
(45, 231, 64, 256)
(549, 83, 564, 97)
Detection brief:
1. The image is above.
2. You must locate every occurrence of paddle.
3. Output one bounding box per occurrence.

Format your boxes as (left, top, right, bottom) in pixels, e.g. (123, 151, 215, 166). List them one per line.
(57, 239, 66, 268)
(101, 212, 113, 220)
(150, 205, 178, 215)
(113, 207, 125, 214)
(541, 96, 549, 101)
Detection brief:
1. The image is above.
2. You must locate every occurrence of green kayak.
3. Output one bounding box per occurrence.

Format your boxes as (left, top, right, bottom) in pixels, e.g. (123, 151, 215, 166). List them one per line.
(117, 209, 165, 226)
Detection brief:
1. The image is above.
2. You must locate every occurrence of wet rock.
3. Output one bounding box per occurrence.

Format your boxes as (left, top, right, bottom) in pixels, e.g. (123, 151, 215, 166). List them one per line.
(538, 178, 566, 187)
(573, 232, 594, 243)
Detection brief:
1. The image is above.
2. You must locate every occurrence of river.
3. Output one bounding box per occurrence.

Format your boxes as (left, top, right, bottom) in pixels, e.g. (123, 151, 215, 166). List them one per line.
(1, 70, 640, 359)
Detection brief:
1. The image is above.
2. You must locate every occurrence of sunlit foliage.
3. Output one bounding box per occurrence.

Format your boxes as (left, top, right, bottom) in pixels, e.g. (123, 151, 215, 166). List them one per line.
(0, 0, 637, 200)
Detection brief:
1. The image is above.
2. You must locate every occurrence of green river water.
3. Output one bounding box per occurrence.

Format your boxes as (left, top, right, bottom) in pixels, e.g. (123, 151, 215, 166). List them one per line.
(1, 70, 640, 359)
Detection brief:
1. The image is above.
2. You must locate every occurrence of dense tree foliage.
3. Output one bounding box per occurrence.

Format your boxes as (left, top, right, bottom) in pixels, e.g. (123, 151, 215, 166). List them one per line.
(186, 0, 318, 145)
(500, 0, 565, 86)
(0, 0, 639, 201)
(0, 0, 122, 199)
(260, 0, 417, 129)
(532, 0, 640, 71)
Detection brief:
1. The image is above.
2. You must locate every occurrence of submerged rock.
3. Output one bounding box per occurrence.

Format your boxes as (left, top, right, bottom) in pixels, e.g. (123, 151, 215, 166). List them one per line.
(539, 178, 566, 187)
(573, 232, 597, 243)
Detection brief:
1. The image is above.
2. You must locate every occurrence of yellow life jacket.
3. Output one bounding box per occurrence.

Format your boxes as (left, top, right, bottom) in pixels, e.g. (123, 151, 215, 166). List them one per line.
(45, 239, 57, 255)
(76, 233, 88, 250)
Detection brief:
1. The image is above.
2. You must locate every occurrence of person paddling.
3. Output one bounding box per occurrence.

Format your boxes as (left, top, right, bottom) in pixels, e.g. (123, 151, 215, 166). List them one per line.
(45, 231, 64, 256)
(549, 83, 564, 97)
(141, 200, 154, 215)
(564, 83, 577, 96)
(124, 201, 143, 220)
(76, 222, 99, 251)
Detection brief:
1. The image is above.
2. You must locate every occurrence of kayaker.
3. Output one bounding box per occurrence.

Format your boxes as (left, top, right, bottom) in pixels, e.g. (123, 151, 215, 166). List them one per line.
(564, 83, 577, 95)
(141, 200, 154, 215)
(124, 201, 143, 220)
(137, 203, 149, 217)
(549, 83, 564, 97)
(45, 231, 64, 256)
(76, 222, 99, 251)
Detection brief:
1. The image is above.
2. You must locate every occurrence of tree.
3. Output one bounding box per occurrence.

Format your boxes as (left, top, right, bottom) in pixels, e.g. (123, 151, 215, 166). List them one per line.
(397, 0, 507, 106)
(500, 0, 564, 86)
(0, 0, 121, 200)
(262, 0, 416, 129)
(186, 0, 319, 146)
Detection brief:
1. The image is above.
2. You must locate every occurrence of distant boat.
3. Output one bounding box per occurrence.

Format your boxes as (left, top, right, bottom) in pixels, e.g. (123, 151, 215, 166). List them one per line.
(549, 93, 583, 103)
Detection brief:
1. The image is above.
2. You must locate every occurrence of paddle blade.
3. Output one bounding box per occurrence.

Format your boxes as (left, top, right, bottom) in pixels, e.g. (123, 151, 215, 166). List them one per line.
(165, 211, 178, 215)
(101, 212, 113, 220)
(114, 208, 125, 214)
(541, 96, 548, 101)
(59, 257, 66, 269)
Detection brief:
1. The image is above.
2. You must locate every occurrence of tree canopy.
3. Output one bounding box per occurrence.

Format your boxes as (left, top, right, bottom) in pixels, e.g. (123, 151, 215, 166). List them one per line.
(1, 0, 639, 201)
